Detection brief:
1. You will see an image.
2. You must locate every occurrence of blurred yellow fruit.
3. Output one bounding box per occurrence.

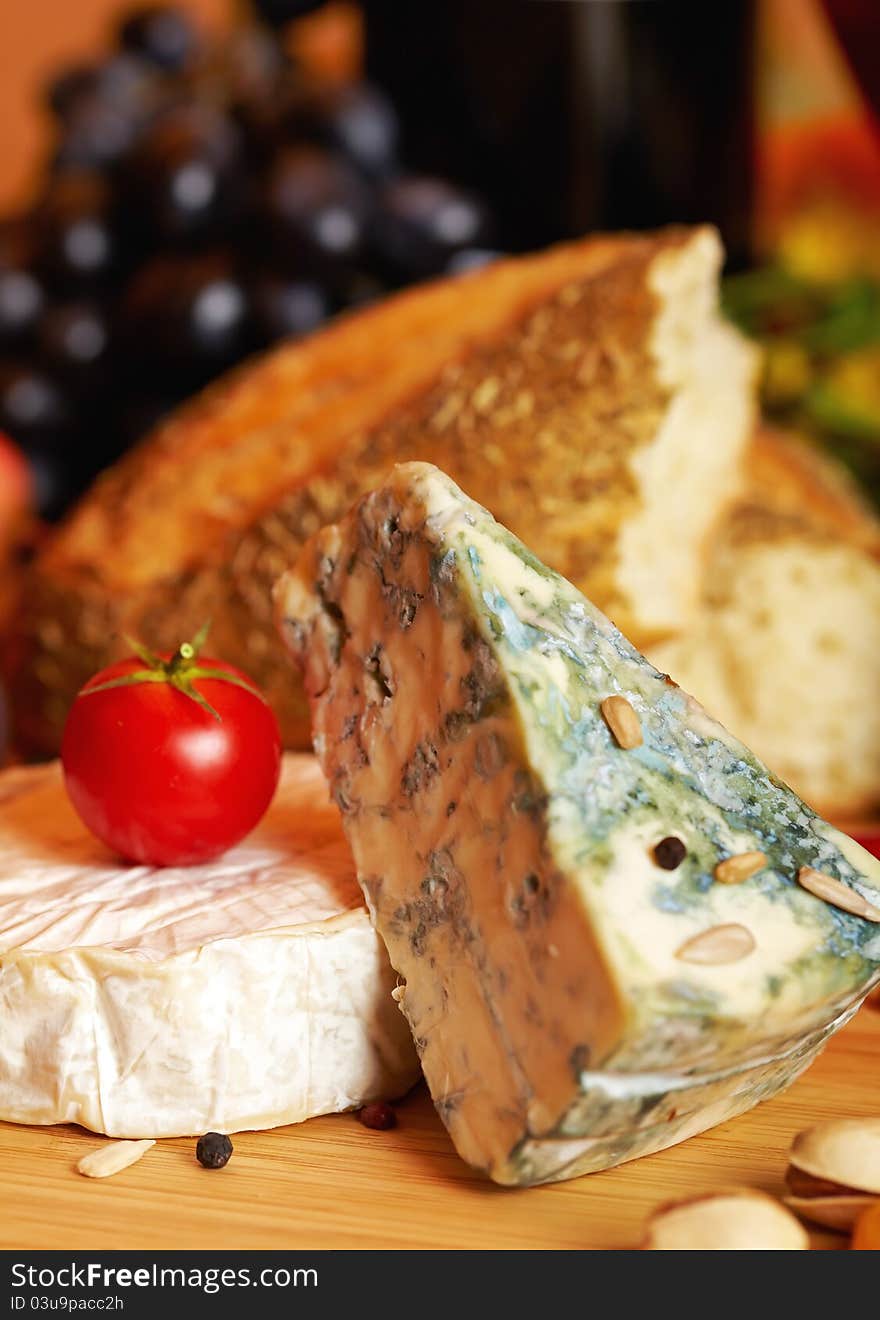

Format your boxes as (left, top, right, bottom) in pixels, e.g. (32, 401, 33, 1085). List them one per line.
(824, 349, 880, 421)
(779, 201, 880, 285)
(763, 341, 811, 405)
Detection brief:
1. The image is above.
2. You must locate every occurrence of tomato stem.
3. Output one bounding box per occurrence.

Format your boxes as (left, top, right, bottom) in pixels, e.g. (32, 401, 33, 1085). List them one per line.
(78, 622, 266, 721)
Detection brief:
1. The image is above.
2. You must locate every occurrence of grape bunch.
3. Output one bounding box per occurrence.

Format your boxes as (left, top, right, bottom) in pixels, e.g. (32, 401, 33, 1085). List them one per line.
(0, 2, 495, 518)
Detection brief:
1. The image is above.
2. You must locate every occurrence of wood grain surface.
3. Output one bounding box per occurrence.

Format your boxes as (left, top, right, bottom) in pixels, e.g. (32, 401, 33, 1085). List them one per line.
(2, 1000, 878, 1251)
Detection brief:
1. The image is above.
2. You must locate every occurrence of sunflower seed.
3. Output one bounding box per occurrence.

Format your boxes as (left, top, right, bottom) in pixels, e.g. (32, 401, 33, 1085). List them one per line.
(797, 867, 880, 922)
(600, 695, 643, 749)
(76, 1139, 156, 1179)
(676, 923, 756, 965)
(714, 851, 767, 885)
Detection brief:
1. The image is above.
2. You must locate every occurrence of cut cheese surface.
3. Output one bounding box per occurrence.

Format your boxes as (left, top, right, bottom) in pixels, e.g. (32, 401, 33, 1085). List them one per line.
(0, 754, 418, 1137)
(278, 462, 880, 1186)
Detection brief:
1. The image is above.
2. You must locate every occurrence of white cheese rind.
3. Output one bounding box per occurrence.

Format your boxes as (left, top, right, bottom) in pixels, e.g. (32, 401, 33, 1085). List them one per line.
(0, 757, 418, 1137)
(278, 462, 880, 1186)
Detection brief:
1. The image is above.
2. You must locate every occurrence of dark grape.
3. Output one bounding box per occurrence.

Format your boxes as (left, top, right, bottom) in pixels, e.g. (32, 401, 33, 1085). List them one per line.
(119, 251, 252, 387)
(14, 0, 508, 525)
(249, 273, 333, 345)
(38, 302, 112, 395)
(0, 270, 44, 349)
(122, 105, 244, 243)
(27, 449, 82, 521)
(262, 146, 370, 276)
(226, 31, 300, 166)
(46, 65, 103, 121)
(36, 173, 119, 288)
(46, 53, 156, 123)
(445, 247, 503, 275)
(273, 80, 399, 183)
(223, 24, 292, 106)
(0, 224, 45, 349)
(250, 72, 307, 127)
(52, 95, 143, 172)
(118, 6, 200, 73)
(372, 176, 492, 280)
(251, 0, 328, 28)
(0, 362, 72, 453)
(326, 83, 398, 179)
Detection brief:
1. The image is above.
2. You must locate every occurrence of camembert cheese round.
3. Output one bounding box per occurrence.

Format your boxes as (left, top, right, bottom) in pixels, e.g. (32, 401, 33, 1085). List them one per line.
(0, 754, 418, 1137)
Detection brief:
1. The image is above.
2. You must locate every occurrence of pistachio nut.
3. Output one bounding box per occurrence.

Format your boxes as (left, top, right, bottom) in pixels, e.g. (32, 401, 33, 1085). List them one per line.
(642, 1189, 809, 1250)
(785, 1118, 880, 1231)
(789, 1118, 880, 1194)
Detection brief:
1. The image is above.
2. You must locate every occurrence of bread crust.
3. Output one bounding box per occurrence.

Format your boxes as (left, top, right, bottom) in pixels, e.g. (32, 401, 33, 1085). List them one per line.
(725, 425, 880, 557)
(9, 228, 721, 758)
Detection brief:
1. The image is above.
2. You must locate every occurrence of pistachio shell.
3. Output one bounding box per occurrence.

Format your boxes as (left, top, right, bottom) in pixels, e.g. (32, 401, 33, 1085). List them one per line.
(785, 1165, 851, 1198)
(785, 1194, 876, 1232)
(642, 1189, 809, 1250)
(790, 1118, 880, 1195)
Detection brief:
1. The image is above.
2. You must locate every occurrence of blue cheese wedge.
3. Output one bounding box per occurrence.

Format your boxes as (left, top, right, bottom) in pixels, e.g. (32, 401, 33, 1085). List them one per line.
(277, 461, 880, 1186)
(0, 754, 418, 1137)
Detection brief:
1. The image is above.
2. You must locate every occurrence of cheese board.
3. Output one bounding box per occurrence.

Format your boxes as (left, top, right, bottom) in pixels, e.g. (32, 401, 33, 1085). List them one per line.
(2, 1002, 877, 1251)
(1, 217, 878, 1251)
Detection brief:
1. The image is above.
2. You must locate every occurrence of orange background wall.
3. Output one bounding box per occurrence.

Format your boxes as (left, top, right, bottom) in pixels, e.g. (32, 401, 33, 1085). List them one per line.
(0, 0, 232, 211)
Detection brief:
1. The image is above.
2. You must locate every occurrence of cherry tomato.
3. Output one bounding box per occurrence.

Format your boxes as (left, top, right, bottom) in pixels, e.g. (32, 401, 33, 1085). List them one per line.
(61, 630, 282, 866)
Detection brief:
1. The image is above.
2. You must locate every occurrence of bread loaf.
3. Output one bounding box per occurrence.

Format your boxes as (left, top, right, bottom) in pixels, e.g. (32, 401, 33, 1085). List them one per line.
(7, 226, 757, 759)
(648, 428, 880, 816)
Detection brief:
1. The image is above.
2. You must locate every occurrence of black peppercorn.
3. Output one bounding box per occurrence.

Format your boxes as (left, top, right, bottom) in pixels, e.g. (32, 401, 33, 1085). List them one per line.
(196, 1131, 233, 1168)
(653, 836, 687, 870)
(358, 1102, 397, 1130)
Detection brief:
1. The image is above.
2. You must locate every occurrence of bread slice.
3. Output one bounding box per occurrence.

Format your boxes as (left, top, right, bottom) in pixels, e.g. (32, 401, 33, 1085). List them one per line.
(648, 428, 880, 816)
(6, 227, 757, 757)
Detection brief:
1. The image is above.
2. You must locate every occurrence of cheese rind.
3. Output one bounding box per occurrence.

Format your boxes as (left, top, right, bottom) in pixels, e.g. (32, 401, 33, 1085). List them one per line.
(278, 462, 880, 1185)
(0, 756, 418, 1137)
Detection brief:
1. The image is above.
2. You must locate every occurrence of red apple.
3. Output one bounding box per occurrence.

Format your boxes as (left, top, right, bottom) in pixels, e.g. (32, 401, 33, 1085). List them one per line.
(0, 432, 30, 767)
(0, 431, 31, 521)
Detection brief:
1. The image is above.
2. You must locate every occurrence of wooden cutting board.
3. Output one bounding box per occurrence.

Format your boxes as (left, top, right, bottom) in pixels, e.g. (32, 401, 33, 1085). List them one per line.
(2, 1000, 877, 1251)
